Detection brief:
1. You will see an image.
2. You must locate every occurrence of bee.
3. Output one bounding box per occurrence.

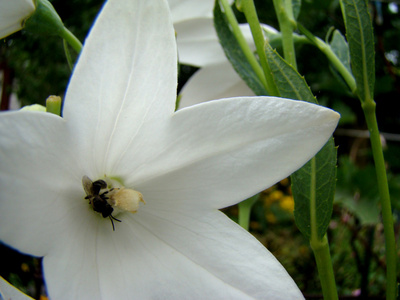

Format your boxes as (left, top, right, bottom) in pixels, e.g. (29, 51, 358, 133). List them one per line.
(82, 175, 145, 231)
(82, 175, 121, 231)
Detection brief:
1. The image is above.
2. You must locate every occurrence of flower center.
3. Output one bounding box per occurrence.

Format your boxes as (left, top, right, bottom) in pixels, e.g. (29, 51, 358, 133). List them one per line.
(82, 175, 144, 230)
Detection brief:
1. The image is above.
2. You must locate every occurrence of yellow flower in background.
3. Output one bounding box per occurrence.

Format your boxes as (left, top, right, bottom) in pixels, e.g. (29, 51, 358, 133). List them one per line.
(280, 196, 295, 213)
(266, 213, 278, 224)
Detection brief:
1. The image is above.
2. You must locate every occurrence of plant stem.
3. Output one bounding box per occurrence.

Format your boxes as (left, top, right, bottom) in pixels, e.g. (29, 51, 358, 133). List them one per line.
(238, 195, 258, 230)
(303, 21, 397, 299)
(310, 235, 339, 300)
(240, 0, 279, 96)
(272, 0, 297, 69)
(63, 39, 74, 70)
(59, 26, 82, 54)
(297, 23, 357, 94)
(309, 157, 339, 300)
(218, 0, 269, 91)
(362, 99, 397, 300)
(314, 38, 356, 93)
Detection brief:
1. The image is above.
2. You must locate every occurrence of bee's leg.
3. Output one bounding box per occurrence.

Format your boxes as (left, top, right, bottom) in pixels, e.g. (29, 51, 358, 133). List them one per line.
(102, 187, 118, 196)
(109, 217, 115, 231)
(109, 215, 122, 231)
(111, 215, 122, 222)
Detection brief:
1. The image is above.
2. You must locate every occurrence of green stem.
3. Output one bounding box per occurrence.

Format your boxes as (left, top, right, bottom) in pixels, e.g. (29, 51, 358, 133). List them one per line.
(273, 15, 339, 298)
(59, 26, 82, 54)
(272, 0, 297, 69)
(362, 100, 397, 300)
(310, 235, 339, 300)
(240, 0, 279, 96)
(63, 39, 74, 71)
(309, 157, 339, 300)
(297, 23, 357, 94)
(339, 0, 396, 295)
(238, 195, 259, 230)
(219, 0, 268, 91)
(303, 22, 397, 299)
(310, 157, 317, 238)
(316, 38, 356, 94)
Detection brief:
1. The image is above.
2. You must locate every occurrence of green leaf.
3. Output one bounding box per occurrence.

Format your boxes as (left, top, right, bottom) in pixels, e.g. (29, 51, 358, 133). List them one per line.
(292, 139, 337, 240)
(265, 44, 315, 102)
(265, 44, 337, 240)
(292, 0, 301, 20)
(328, 29, 354, 91)
(213, 1, 267, 96)
(340, 0, 375, 102)
(329, 29, 351, 74)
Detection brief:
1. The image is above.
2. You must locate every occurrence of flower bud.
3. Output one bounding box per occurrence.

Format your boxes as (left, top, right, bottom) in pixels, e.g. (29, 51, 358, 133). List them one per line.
(23, 0, 64, 36)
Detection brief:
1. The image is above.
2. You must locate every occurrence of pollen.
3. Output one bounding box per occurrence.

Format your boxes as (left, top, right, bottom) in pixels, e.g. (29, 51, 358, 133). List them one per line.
(109, 188, 145, 213)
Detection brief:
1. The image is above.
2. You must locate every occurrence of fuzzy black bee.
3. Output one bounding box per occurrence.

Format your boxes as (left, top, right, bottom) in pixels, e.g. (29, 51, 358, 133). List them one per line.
(82, 175, 121, 231)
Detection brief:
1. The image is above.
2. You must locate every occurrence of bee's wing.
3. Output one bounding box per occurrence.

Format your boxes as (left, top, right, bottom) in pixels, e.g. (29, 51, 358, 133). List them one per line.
(82, 175, 94, 196)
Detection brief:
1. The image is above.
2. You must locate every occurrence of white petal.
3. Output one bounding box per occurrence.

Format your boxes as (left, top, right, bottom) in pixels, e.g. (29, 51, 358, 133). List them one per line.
(43, 209, 303, 299)
(175, 18, 226, 66)
(176, 18, 255, 67)
(168, 0, 233, 23)
(178, 61, 255, 107)
(175, 20, 279, 105)
(0, 277, 33, 300)
(132, 97, 339, 209)
(42, 211, 113, 300)
(0, 111, 87, 256)
(63, 0, 177, 176)
(0, 0, 35, 38)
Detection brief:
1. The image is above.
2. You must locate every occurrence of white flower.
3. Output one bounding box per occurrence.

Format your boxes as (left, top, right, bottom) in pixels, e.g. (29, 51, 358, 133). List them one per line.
(0, 0, 339, 299)
(168, 0, 232, 23)
(169, 0, 278, 107)
(0, 0, 35, 38)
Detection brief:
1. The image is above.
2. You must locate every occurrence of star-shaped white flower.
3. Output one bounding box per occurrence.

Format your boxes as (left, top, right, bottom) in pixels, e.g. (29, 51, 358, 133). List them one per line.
(169, 0, 278, 107)
(0, 0, 339, 299)
(0, 0, 35, 38)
